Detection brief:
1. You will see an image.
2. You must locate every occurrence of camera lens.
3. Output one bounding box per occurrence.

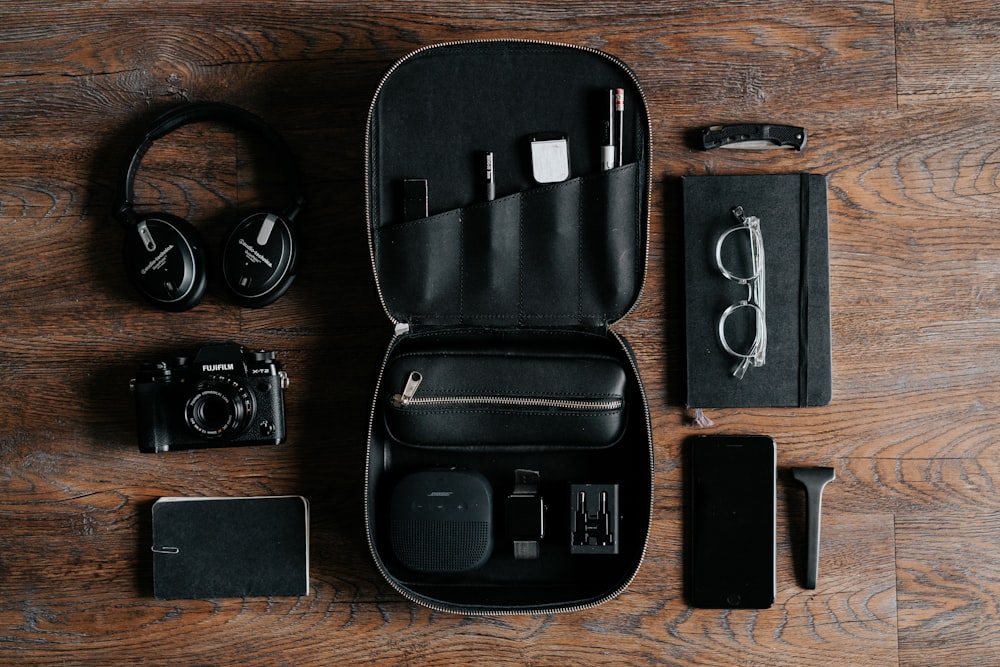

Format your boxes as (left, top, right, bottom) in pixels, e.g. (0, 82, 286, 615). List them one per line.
(193, 394, 231, 431)
(184, 377, 255, 439)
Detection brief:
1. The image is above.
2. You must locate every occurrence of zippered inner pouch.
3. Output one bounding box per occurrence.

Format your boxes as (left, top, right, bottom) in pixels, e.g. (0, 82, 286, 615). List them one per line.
(384, 349, 628, 449)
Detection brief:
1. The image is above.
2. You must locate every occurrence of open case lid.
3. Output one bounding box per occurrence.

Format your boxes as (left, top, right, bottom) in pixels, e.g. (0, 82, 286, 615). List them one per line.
(366, 40, 650, 330)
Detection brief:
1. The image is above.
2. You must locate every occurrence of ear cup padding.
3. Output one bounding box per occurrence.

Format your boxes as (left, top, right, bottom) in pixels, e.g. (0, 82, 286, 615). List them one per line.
(221, 211, 298, 308)
(122, 214, 208, 311)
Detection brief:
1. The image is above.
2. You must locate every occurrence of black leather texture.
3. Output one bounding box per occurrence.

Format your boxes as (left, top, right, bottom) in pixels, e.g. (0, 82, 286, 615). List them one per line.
(383, 347, 628, 448)
(377, 164, 642, 327)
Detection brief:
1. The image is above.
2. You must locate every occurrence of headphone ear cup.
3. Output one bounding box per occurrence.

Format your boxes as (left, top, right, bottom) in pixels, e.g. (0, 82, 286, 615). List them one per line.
(122, 213, 208, 311)
(221, 211, 299, 308)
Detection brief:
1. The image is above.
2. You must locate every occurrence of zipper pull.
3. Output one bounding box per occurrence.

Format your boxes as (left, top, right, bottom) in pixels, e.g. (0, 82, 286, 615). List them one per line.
(389, 371, 422, 407)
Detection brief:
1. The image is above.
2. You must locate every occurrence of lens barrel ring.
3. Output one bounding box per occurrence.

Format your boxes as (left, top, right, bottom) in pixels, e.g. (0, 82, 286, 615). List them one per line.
(184, 376, 256, 439)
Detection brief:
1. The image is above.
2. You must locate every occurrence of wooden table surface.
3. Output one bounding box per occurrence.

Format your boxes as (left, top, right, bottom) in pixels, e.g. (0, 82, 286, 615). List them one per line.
(2, 2, 998, 665)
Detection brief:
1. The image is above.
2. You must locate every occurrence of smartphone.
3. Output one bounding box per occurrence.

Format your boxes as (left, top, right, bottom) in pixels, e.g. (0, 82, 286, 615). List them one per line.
(688, 434, 776, 608)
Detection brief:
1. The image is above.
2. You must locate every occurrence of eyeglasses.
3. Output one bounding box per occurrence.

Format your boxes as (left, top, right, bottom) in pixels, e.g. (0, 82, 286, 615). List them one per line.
(715, 206, 766, 379)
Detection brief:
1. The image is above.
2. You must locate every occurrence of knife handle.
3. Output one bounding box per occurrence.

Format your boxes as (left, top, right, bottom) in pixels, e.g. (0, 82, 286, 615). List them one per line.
(701, 124, 806, 150)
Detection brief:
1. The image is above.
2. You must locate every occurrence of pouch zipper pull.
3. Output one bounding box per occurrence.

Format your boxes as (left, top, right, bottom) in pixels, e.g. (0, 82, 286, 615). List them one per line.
(390, 371, 423, 407)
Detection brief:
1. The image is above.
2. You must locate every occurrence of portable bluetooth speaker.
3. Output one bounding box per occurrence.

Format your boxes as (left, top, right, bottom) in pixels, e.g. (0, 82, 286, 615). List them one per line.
(389, 469, 494, 574)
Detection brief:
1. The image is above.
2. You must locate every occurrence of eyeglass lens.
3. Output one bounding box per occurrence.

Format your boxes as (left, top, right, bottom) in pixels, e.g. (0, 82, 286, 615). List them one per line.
(717, 225, 760, 284)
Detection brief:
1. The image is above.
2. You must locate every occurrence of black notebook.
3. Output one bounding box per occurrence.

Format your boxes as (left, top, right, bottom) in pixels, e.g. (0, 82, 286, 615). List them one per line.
(151, 495, 310, 599)
(683, 173, 831, 408)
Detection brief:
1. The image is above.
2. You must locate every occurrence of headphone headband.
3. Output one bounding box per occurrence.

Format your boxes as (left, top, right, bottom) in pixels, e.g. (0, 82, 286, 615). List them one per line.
(113, 102, 304, 225)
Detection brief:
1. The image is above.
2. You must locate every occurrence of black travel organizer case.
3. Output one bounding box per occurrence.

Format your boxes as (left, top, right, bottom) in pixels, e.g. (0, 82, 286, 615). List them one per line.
(365, 40, 653, 614)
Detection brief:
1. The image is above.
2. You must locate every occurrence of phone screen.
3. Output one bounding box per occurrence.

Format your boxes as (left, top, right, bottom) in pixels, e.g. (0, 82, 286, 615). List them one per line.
(688, 435, 776, 608)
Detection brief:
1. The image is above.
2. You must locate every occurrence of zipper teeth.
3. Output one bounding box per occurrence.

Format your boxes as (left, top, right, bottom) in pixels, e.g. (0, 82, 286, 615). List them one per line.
(363, 38, 654, 617)
(398, 394, 623, 410)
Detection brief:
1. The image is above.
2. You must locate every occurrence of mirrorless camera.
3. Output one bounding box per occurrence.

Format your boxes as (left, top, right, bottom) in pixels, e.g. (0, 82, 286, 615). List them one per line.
(131, 343, 289, 453)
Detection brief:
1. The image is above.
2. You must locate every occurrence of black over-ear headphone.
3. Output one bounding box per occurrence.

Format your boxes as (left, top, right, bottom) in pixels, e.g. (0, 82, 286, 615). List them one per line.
(112, 102, 305, 311)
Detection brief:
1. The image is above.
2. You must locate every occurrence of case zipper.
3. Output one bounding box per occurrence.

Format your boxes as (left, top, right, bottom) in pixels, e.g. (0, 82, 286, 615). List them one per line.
(389, 370, 624, 411)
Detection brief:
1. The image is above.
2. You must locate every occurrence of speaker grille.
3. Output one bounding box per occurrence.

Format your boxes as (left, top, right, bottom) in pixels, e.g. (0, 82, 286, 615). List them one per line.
(391, 519, 491, 573)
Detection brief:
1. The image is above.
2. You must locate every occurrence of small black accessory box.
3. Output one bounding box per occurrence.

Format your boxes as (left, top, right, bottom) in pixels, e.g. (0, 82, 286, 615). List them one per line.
(365, 40, 654, 614)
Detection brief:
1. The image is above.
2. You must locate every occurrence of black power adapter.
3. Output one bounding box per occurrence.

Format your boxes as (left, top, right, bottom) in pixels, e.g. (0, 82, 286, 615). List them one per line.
(570, 483, 619, 555)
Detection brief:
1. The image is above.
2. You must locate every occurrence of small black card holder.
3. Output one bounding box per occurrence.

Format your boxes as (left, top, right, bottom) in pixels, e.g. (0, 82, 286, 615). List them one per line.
(151, 495, 310, 599)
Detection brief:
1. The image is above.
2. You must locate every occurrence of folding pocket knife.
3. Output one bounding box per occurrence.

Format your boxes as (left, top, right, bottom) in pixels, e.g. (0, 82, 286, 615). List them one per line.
(701, 124, 807, 151)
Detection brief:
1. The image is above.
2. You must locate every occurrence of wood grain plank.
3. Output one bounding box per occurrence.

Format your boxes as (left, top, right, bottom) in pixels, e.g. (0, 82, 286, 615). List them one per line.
(0, 0, 895, 77)
(896, 511, 1000, 666)
(897, 0, 1000, 104)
